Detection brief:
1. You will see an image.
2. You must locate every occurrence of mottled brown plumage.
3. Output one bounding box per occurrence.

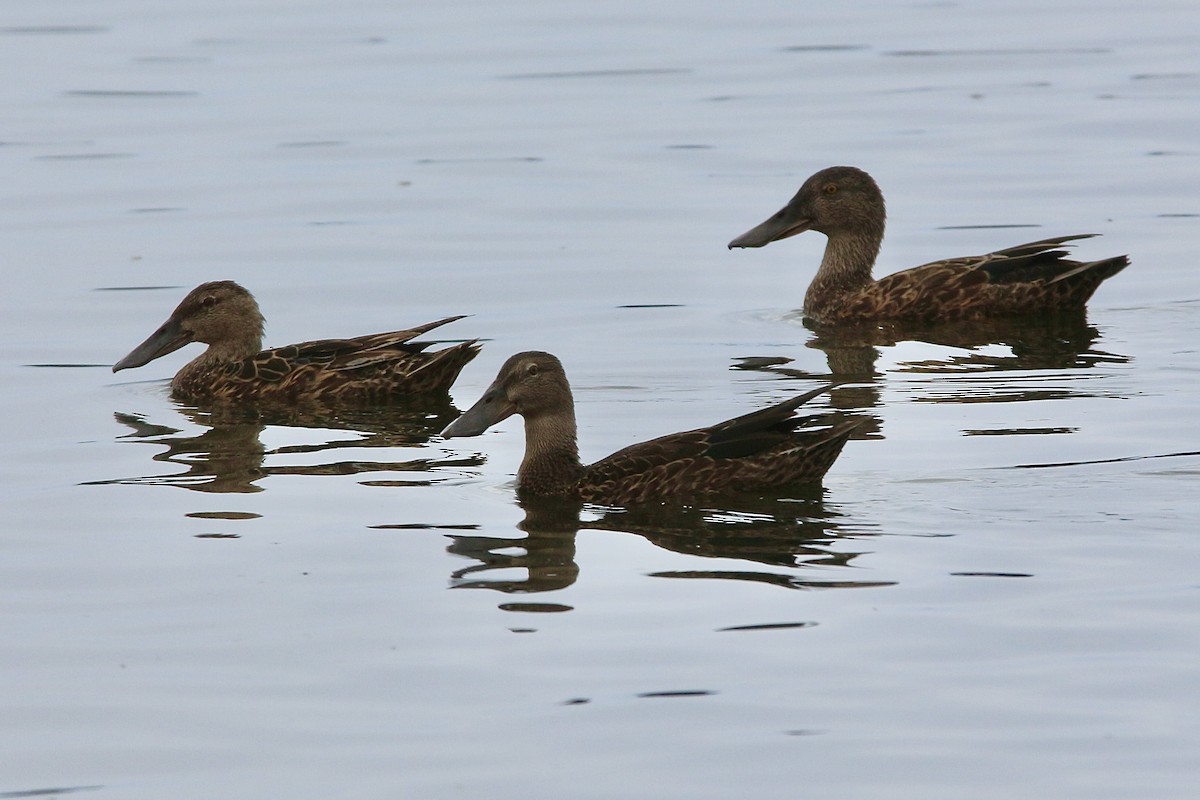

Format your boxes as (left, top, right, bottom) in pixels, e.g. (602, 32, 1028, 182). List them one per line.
(440, 351, 858, 505)
(728, 166, 1129, 324)
(112, 280, 479, 404)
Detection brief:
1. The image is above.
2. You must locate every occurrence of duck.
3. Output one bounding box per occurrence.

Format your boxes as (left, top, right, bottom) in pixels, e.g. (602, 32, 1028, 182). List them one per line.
(440, 351, 858, 505)
(112, 280, 480, 404)
(728, 166, 1129, 325)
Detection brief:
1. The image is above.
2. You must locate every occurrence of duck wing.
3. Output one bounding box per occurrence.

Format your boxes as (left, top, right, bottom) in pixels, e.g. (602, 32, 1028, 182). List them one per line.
(223, 316, 478, 398)
(848, 235, 1128, 320)
(583, 386, 854, 504)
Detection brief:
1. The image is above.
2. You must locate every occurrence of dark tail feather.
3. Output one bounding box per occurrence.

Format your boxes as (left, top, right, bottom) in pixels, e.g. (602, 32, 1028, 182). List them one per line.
(709, 383, 838, 446)
(412, 340, 481, 394)
(992, 234, 1097, 260)
(1047, 254, 1130, 285)
(796, 418, 861, 481)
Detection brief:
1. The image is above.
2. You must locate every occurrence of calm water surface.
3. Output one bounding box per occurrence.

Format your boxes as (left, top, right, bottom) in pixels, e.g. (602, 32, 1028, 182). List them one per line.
(2, 1, 1198, 798)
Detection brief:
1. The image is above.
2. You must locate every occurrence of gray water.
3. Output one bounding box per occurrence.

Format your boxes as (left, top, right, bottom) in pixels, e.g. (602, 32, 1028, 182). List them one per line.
(2, 1, 1198, 798)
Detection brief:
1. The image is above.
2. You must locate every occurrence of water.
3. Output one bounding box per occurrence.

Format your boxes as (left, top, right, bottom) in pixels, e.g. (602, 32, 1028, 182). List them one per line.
(2, 1, 1198, 798)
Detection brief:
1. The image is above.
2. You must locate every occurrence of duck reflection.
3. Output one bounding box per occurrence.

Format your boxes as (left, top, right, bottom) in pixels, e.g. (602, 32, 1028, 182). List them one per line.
(736, 311, 1128, 425)
(442, 492, 888, 596)
(447, 497, 582, 593)
(95, 400, 479, 493)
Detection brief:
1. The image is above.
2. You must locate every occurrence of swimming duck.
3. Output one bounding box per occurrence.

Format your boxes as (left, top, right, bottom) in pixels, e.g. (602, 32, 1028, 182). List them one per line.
(112, 280, 480, 404)
(728, 166, 1129, 325)
(440, 351, 858, 505)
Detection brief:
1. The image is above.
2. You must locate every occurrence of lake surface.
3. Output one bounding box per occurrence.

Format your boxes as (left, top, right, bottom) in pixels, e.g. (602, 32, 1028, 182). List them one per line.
(2, 1, 1198, 798)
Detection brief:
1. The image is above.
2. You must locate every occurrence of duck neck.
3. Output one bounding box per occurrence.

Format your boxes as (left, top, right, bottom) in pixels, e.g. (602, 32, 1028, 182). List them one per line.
(174, 331, 263, 390)
(804, 226, 883, 315)
(206, 328, 264, 363)
(518, 410, 584, 497)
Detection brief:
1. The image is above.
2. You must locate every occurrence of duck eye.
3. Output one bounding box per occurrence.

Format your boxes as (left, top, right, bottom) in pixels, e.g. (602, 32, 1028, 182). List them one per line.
(823, 183, 838, 195)
(201, 295, 217, 307)
(526, 363, 540, 377)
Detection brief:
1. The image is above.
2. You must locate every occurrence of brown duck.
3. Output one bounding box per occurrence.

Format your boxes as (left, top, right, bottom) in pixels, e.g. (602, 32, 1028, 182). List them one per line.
(728, 166, 1129, 325)
(440, 351, 858, 505)
(112, 280, 480, 404)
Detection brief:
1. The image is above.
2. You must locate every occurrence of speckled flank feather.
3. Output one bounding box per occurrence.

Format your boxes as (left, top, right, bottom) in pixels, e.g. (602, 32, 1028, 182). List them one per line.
(728, 166, 1129, 324)
(440, 351, 858, 505)
(113, 280, 479, 404)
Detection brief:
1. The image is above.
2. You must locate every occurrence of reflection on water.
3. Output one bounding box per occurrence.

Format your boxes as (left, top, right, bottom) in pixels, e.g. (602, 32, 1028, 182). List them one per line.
(441, 492, 890, 599)
(88, 400, 480, 493)
(735, 311, 1130, 436)
(106, 409, 267, 493)
(446, 496, 583, 594)
(741, 310, 1127, 378)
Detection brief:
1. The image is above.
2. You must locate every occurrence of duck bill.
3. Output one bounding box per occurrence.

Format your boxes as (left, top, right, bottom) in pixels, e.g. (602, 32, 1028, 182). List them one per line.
(112, 317, 192, 372)
(441, 381, 516, 438)
(727, 208, 813, 248)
